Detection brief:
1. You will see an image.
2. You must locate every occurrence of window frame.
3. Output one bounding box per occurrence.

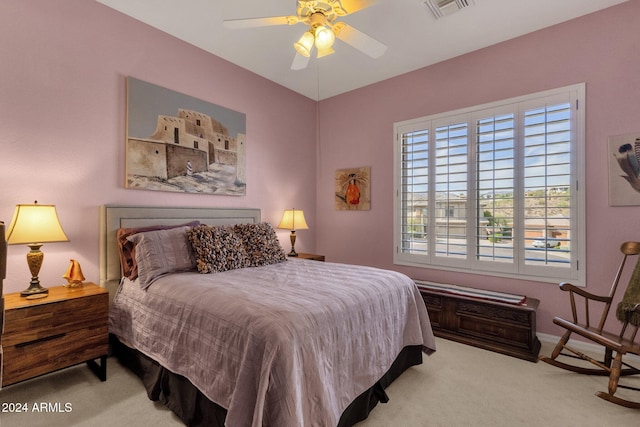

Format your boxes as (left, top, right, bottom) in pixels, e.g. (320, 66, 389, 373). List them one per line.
(393, 83, 586, 286)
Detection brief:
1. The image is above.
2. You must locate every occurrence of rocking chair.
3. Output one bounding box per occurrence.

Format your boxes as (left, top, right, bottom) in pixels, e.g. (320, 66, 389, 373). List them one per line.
(539, 241, 640, 408)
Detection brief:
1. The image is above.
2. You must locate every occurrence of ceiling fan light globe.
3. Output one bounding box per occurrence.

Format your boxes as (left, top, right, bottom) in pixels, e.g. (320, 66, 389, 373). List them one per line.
(294, 31, 314, 57)
(316, 46, 335, 58)
(314, 25, 335, 50)
(294, 43, 311, 57)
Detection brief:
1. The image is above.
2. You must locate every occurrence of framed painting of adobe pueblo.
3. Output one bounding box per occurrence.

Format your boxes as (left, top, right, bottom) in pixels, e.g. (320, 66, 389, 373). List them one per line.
(126, 77, 246, 195)
(335, 166, 371, 210)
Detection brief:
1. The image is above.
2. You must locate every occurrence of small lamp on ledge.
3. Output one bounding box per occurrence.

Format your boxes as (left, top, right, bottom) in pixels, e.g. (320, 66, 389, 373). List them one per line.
(277, 209, 309, 257)
(6, 202, 69, 297)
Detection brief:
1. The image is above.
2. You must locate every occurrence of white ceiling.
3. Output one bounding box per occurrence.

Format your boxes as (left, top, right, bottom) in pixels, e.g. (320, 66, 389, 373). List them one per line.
(96, 0, 628, 100)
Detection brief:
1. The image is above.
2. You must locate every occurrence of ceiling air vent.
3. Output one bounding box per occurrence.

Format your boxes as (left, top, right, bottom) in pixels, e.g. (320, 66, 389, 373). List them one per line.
(423, 0, 475, 19)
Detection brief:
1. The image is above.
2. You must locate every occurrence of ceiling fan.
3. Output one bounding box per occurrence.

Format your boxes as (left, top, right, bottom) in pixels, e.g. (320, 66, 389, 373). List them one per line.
(223, 0, 387, 70)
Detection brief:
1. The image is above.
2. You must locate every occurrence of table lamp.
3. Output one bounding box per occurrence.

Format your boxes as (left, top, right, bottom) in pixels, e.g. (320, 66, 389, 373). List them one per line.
(6, 202, 69, 297)
(277, 209, 308, 257)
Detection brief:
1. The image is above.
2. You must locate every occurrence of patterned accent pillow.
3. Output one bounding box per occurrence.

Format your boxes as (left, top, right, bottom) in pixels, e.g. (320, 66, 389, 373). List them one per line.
(127, 226, 196, 289)
(234, 222, 287, 267)
(188, 225, 249, 273)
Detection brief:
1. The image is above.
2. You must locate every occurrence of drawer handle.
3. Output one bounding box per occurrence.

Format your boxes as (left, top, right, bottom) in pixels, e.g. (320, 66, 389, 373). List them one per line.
(16, 332, 66, 348)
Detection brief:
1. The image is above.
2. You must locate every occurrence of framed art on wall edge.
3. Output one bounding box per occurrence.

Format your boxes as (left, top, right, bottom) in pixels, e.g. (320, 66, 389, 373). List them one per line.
(608, 132, 640, 206)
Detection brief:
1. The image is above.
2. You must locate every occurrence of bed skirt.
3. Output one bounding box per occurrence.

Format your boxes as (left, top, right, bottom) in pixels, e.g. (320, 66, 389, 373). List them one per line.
(110, 335, 423, 426)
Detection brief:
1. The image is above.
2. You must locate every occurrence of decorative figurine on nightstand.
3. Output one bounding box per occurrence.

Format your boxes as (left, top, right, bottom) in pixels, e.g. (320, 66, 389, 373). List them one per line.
(63, 259, 85, 288)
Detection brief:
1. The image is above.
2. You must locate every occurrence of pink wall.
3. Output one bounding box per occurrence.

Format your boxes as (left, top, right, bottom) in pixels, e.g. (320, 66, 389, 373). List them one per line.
(0, 0, 317, 294)
(316, 0, 640, 335)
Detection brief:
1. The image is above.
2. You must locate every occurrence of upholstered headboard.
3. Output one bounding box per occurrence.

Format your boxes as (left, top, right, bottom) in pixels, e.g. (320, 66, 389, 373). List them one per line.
(99, 205, 261, 297)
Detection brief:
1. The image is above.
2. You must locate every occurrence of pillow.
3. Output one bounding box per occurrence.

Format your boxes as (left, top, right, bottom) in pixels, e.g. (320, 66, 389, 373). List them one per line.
(188, 225, 249, 274)
(234, 222, 287, 267)
(117, 221, 199, 280)
(127, 226, 196, 289)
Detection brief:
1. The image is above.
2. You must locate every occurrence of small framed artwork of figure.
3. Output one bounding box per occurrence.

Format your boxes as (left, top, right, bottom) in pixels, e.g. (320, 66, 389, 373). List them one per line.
(335, 166, 371, 210)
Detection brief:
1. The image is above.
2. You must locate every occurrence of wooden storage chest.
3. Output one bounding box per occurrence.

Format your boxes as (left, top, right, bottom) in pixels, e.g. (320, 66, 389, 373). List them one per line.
(418, 285, 541, 362)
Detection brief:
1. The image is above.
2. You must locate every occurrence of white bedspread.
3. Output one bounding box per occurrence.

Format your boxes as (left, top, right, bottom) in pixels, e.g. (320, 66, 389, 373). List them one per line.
(109, 259, 435, 427)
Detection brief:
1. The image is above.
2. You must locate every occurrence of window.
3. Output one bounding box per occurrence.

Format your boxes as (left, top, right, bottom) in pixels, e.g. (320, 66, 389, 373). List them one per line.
(394, 84, 585, 285)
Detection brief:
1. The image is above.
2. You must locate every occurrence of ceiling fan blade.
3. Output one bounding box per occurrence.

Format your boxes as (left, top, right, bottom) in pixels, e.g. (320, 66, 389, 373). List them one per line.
(291, 52, 310, 70)
(223, 15, 297, 29)
(333, 22, 387, 58)
(337, 0, 379, 15)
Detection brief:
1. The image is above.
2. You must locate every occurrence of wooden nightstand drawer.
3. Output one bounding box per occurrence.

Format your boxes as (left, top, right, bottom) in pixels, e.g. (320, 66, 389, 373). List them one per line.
(296, 253, 325, 261)
(3, 294, 107, 347)
(2, 283, 108, 386)
(2, 325, 108, 385)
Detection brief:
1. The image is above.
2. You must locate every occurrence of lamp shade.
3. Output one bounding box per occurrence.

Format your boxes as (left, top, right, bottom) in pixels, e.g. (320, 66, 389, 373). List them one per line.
(277, 209, 309, 231)
(316, 45, 335, 58)
(314, 25, 335, 51)
(6, 203, 69, 245)
(294, 31, 314, 58)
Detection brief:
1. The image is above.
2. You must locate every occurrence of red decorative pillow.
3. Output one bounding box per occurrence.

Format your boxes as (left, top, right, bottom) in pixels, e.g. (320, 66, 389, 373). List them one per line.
(117, 221, 199, 280)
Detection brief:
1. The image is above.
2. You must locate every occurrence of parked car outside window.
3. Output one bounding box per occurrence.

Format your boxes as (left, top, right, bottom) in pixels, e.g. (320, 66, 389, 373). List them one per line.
(532, 239, 561, 248)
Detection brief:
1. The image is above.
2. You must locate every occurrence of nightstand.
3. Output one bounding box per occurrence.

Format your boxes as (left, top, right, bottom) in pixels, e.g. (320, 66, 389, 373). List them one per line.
(1, 283, 108, 386)
(296, 253, 325, 261)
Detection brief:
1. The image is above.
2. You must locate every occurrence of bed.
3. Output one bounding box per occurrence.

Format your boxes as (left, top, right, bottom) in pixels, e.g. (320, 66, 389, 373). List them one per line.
(101, 205, 436, 426)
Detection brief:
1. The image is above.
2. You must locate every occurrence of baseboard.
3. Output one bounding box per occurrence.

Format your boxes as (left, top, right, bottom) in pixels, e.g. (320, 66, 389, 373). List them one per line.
(537, 332, 640, 363)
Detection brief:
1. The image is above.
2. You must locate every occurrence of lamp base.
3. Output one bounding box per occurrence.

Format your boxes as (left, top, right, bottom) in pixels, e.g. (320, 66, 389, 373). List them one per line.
(21, 244, 48, 297)
(287, 230, 299, 257)
(20, 279, 48, 297)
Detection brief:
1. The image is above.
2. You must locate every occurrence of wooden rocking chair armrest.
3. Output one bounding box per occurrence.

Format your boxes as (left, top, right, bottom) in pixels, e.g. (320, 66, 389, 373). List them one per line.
(553, 317, 627, 352)
(558, 282, 611, 303)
